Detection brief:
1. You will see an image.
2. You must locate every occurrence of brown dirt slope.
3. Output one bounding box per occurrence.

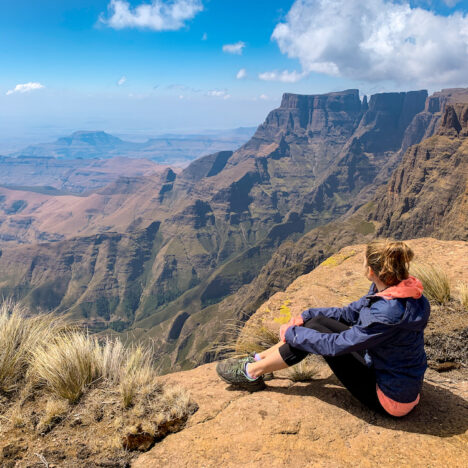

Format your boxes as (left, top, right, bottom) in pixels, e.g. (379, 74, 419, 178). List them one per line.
(135, 237, 468, 467)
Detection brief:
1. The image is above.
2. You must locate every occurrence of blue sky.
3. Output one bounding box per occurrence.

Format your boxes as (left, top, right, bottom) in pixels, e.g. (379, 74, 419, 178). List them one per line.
(1, 0, 468, 149)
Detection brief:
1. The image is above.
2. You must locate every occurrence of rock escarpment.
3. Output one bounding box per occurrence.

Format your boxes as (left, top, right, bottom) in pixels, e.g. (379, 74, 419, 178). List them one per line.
(370, 103, 468, 240)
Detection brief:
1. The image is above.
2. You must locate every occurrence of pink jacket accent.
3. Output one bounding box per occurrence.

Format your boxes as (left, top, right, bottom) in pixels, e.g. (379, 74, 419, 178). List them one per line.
(375, 276, 423, 300)
(377, 385, 420, 417)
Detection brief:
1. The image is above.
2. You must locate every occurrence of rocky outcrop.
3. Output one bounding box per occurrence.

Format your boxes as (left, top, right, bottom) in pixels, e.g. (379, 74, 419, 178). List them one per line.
(134, 238, 468, 468)
(134, 361, 468, 468)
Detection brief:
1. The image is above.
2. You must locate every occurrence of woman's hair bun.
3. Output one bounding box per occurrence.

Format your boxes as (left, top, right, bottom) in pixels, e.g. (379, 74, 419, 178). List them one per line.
(366, 239, 414, 286)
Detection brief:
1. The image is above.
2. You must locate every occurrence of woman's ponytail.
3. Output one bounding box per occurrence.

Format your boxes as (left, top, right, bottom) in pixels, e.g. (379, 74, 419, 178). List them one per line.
(366, 240, 414, 286)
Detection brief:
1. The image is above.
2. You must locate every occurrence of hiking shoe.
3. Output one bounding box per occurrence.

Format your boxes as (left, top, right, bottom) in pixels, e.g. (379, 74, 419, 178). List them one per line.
(248, 352, 274, 381)
(216, 356, 266, 391)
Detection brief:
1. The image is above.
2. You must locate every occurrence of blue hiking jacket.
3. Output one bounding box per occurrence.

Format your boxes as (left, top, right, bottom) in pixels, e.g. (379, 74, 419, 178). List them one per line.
(284, 284, 431, 403)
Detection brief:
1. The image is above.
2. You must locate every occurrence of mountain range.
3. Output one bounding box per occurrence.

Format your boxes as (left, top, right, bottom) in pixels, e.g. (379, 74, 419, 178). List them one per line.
(9, 127, 256, 164)
(0, 87, 466, 373)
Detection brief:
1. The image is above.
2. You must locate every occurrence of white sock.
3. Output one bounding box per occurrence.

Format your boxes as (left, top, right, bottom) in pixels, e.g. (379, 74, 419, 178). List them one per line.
(244, 362, 257, 380)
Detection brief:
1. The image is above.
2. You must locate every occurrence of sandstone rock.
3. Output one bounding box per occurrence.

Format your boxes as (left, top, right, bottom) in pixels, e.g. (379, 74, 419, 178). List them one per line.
(134, 362, 468, 468)
(135, 238, 468, 468)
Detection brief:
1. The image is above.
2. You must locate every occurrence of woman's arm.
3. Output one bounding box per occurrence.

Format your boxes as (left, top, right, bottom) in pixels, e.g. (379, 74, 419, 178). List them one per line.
(288, 302, 395, 356)
(301, 296, 368, 325)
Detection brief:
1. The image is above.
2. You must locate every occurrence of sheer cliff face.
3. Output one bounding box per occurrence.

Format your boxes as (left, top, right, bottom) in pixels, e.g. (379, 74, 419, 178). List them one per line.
(207, 94, 468, 361)
(0, 88, 459, 373)
(370, 103, 468, 240)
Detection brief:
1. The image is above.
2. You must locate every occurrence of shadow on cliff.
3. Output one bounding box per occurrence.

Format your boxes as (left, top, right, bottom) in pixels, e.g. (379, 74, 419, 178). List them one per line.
(264, 375, 468, 438)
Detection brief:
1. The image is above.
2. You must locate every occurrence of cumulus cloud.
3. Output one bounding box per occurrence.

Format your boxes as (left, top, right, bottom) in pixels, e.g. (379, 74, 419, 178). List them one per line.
(222, 41, 246, 55)
(117, 75, 127, 85)
(272, 0, 468, 86)
(6, 82, 45, 96)
(258, 70, 305, 83)
(101, 0, 203, 31)
(207, 89, 231, 99)
(236, 68, 247, 79)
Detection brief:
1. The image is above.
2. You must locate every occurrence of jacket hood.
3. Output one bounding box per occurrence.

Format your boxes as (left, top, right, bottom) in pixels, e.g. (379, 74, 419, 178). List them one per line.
(368, 278, 429, 331)
(375, 276, 423, 300)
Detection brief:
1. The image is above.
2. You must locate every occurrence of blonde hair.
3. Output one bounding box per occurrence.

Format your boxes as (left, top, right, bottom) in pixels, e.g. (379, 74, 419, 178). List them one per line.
(366, 240, 414, 286)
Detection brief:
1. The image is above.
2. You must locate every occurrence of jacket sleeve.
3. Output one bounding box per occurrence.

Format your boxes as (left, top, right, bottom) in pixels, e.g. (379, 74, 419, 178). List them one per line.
(300, 296, 367, 325)
(287, 305, 395, 356)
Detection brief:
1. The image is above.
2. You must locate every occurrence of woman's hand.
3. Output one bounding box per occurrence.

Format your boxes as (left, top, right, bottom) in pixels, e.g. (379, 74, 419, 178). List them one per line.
(279, 315, 304, 342)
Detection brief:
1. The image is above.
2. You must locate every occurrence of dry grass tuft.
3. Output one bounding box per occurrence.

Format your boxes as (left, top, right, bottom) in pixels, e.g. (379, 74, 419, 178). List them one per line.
(159, 384, 192, 420)
(411, 263, 451, 305)
(30, 332, 101, 403)
(214, 319, 280, 359)
(456, 282, 468, 310)
(0, 300, 63, 394)
(120, 346, 155, 408)
(287, 356, 317, 382)
(99, 338, 126, 384)
(0, 299, 198, 463)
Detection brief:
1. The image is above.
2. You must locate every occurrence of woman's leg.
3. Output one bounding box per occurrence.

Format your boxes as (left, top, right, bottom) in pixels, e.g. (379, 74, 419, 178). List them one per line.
(246, 316, 338, 378)
(258, 341, 283, 359)
(247, 348, 289, 378)
(253, 315, 384, 412)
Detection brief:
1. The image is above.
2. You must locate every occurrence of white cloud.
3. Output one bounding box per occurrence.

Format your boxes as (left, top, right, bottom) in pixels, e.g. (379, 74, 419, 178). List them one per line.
(101, 0, 203, 31)
(259, 94, 269, 100)
(206, 89, 231, 99)
(272, 0, 468, 86)
(443, 0, 461, 7)
(258, 70, 305, 83)
(6, 82, 45, 96)
(236, 68, 247, 79)
(117, 75, 127, 86)
(222, 41, 246, 55)
(202, 32, 207, 40)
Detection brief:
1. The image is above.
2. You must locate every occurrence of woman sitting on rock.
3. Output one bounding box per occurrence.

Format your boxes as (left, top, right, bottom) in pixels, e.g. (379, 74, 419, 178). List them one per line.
(216, 240, 430, 417)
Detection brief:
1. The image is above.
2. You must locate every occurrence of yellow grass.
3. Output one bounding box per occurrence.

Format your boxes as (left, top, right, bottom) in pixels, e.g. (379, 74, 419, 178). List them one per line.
(30, 332, 101, 403)
(411, 263, 451, 305)
(120, 346, 155, 408)
(0, 300, 63, 393)
(213, 318, 280, 359)
(37, 398, 69, 433)
(0, 299, 197, 458)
